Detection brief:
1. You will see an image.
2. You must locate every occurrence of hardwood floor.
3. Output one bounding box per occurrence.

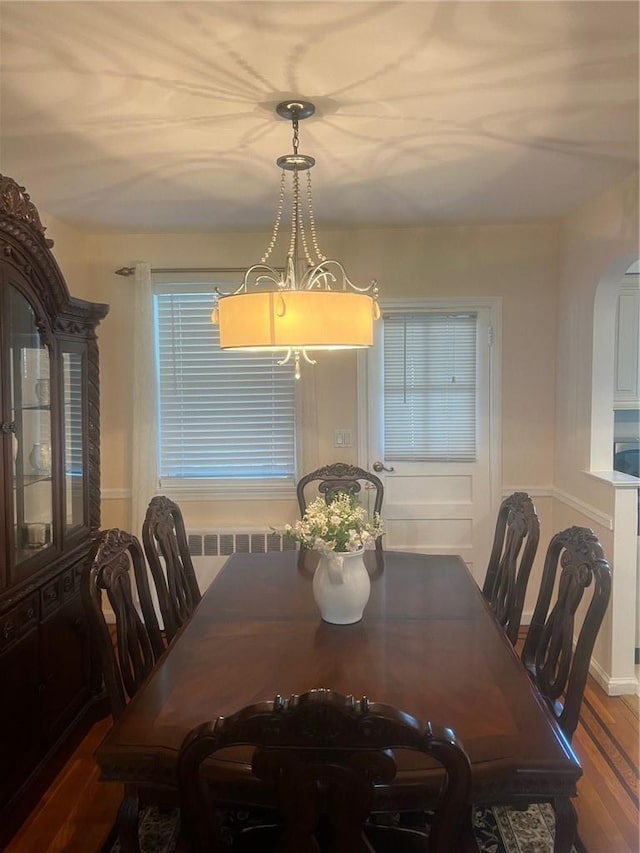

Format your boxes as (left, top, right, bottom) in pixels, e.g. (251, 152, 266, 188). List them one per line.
(5, 716, 121, 853)
(5, 675, 639, 852)
(571, 686, 639, 852)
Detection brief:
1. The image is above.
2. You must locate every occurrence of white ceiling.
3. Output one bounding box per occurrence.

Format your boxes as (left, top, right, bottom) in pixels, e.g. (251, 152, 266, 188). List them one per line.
(0, 1, 638, 234)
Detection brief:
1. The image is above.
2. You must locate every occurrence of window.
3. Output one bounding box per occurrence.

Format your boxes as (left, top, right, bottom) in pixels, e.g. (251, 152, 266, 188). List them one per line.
(153, 276, 297, 494)
(383, 312, 477, 461)
(63, 352, 83, 476)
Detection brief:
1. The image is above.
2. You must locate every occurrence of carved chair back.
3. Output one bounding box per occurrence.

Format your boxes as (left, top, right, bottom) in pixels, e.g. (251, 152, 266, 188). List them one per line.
(142, 495, 201, 643)
(296, 463, 385, 575)
(81, 528, 164, 719)
(482, 492, 540, 645)
(520, 526, 611, 742)
(178, 688, 471, 853)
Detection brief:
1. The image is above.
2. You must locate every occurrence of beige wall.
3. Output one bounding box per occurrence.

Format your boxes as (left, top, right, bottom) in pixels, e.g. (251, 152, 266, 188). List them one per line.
(69, 222, 559, 532)
(43, 173, 637, 531)
(556, 172, 639, 515)
(40, 212, 91, 299)
(40, 179, 639, 689)
(554, 171, 639, 688)
(41, 187, 638, 519)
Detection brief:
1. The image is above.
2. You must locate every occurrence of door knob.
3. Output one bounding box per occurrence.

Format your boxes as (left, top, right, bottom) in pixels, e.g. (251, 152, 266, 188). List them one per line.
(372, 461, 395, 473)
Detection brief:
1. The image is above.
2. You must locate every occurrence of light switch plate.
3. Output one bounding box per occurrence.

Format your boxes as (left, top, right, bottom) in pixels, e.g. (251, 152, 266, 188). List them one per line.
(334, 429, 352, 448)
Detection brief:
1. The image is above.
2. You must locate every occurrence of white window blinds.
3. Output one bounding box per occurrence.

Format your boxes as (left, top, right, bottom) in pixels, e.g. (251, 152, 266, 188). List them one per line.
(154, 284, 296, 482)
(383, 313, 477, 461)
(63, 352, 84, 476)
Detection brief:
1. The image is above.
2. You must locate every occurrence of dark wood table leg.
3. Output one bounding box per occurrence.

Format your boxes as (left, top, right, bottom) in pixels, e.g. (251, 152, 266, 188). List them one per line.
(553, 797, 577, 853)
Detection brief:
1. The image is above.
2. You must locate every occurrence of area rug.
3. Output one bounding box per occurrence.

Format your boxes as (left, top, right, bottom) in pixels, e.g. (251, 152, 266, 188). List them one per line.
(106, 802, 576, 853)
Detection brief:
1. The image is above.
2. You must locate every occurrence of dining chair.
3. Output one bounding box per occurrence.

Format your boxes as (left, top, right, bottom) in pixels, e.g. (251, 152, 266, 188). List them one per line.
(82, 527, 165, 719)
(481, 491, 540, 645)
(296, 462, 385, 575)
(520, 525, 612, 743)
(142, 495, 202, 643)
(483, 526, 612, 853)
(81, 527, 168, 853)
(178, 687, 471, 852)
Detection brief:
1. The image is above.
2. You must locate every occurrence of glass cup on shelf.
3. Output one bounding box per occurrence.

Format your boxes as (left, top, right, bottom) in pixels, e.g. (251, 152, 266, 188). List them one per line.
(25, 523, 48, 549)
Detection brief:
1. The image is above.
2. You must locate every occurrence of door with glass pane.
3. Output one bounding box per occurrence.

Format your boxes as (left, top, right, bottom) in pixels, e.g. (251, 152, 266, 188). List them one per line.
(0, 283, 94, 587)
(363, 300, 500, 581)
(4, 280, 55, 582)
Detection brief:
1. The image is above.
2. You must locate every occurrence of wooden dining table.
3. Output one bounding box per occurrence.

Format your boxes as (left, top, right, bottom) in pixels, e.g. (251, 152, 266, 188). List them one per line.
(95, 549, 582, 852)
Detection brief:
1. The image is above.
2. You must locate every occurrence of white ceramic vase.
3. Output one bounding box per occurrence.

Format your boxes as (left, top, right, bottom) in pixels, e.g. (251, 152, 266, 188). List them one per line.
(29, 442, 51, 475)
(35, 378, 50, 406)
(312, 548, 370, 625)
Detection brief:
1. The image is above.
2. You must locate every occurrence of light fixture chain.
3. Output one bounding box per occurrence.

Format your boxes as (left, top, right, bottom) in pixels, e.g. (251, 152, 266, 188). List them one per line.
(297, 173, 315, 269)
(306, 169, 327, 263)
(288, 170, 299, 264)
(261, 169, 286, 264)
(292, 117, 299, 155)
(291, 112, 315, 269)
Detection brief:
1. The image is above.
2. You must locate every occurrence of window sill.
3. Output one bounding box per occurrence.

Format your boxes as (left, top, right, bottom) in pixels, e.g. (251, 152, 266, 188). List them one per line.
(585, 470, 640, 489)
(158, 478, 297, 502)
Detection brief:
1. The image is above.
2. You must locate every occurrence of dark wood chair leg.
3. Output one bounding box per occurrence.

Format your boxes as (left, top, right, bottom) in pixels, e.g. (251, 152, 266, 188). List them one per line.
(461, 806, 480, 853)
(116, 784, 141, 853)
(553, 797, 577, 853)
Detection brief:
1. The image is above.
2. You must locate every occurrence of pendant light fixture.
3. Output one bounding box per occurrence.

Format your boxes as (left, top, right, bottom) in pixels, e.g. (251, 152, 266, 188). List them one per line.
(211, 100, 380, 379)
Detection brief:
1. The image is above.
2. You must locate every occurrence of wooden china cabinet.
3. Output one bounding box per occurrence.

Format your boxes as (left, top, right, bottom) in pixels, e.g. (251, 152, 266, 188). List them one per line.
(0, 174, 109, 839)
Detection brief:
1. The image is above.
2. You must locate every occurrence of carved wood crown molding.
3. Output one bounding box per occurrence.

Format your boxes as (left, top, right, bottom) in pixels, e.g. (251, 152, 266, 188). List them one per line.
(146, 495, 180, 525)
(311, 463, 368, 479)
(558, 525, 606, 565)
(0, 174, 52, 246)
(96, 528, 137, 562)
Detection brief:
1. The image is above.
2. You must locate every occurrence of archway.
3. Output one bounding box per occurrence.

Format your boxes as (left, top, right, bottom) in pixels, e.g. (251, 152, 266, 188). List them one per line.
(591, 254, 639, 471)
(591, 253, 639, 692)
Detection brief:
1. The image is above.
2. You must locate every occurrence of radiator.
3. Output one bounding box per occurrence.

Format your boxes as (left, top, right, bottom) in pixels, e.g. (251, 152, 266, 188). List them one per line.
(188, 528, 297, 592)
(188, 528, 297, 558)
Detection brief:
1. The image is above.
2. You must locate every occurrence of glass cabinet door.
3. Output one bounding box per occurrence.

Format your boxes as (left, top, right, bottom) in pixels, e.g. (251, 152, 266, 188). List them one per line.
(8, 284, 53, 565)
(62, 350, 86, 531)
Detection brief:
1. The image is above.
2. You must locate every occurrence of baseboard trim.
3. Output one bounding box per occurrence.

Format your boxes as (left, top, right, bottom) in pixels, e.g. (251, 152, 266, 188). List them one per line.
(521, 613, 636, 697)
(589, 655, 638, 696)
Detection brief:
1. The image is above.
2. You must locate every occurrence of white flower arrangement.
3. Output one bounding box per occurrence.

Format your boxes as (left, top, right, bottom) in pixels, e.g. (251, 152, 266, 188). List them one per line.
(283, 492, 384, 555)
